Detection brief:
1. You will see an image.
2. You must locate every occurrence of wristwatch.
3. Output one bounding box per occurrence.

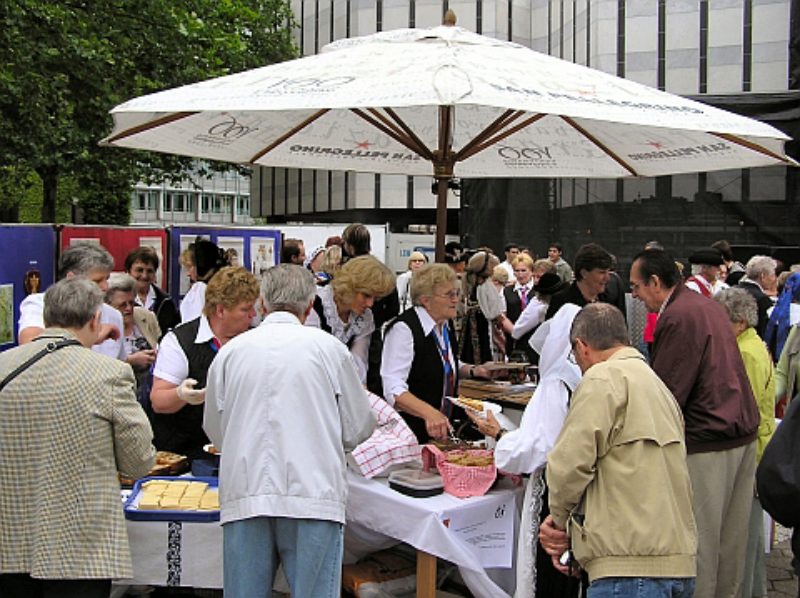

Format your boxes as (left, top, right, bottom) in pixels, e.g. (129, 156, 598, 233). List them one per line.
(495, 428, 508, 441)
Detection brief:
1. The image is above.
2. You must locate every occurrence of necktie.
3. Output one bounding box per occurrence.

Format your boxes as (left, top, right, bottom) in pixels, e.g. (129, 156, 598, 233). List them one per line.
(519, 287, 528, 308)
(433, 327, 455, 418)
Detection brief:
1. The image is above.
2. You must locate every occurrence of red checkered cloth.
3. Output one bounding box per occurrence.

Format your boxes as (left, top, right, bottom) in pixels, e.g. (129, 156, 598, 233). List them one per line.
(351, 393, 421, 478)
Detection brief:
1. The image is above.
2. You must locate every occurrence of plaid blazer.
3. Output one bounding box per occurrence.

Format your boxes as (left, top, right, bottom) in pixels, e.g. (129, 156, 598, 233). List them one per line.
(0, 329, 155, 580)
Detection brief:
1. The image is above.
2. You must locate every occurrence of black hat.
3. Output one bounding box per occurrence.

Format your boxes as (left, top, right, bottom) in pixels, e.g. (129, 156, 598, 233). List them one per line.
(444, 241, 468, 264)
(688, 248, 724, 266)
(533, 272, 567, 296)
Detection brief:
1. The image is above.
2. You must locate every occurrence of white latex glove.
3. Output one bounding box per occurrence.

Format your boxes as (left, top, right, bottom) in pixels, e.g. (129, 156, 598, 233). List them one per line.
(176, 378, 206, 405)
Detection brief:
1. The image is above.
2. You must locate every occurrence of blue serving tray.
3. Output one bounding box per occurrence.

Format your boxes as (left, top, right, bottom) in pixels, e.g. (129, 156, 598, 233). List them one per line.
(124, 476, 220, 522)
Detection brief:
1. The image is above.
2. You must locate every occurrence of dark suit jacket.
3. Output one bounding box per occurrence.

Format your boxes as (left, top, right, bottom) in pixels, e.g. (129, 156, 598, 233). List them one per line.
(504, 285, 536, 360)
(736, 279, 773, 339)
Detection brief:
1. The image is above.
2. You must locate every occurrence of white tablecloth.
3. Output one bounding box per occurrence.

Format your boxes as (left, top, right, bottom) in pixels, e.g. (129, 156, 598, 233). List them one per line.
(344, 470, 520, 597)
(121, 471, 522, 596)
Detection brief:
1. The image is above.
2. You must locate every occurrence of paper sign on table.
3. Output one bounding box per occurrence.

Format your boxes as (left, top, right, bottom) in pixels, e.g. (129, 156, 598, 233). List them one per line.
(439, 496, 516, 568)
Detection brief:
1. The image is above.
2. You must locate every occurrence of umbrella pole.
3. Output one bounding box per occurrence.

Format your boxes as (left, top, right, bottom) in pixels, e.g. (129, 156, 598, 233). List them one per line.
(434, 106, 455, 263)
(434, 175, 450, 262)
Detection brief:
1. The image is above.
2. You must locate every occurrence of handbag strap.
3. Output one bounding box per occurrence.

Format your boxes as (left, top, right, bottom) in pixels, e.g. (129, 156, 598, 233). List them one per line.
(0, 338, 82, 392)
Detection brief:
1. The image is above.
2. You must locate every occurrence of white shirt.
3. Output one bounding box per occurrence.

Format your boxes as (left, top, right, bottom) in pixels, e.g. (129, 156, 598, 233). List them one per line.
(203, 311, 375, 525)
(135, 285, 156, 310)
(494, 304, 582, 474)
(152, 315, 215, 385)
(512, 296, 548, 340)
(685, 275, 714, 296)
(18, 293, 126, 360)
(305, 285, 374, 385)
(380, 306, 458, 406)
(180, 281, 206, 323)
(396, 270, 414, 313)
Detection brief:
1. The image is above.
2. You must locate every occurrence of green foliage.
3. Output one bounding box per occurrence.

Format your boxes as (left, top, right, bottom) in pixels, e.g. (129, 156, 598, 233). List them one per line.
(0, 0, 297, 223)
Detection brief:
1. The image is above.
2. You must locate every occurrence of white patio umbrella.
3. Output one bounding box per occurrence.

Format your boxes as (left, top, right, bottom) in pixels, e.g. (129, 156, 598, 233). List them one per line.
(102, 24, 796, 260)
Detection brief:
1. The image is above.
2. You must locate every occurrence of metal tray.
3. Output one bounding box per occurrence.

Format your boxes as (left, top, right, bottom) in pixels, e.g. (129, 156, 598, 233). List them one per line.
(124, 476, 220, 522)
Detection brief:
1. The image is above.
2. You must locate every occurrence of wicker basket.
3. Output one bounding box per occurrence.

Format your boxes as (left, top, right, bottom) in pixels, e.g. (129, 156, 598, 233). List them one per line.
(421, 444, 496, 498)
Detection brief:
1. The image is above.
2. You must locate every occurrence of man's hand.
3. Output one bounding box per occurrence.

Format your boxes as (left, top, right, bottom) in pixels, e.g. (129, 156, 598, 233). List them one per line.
(176, 378, 206, 405)
(539, 515, 569, 556)
(96, 323, 121, 344)
(540, 515, 580, 576)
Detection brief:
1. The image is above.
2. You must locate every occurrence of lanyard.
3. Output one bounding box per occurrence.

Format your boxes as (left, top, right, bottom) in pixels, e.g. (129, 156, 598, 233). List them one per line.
(433, 325, 455, 416)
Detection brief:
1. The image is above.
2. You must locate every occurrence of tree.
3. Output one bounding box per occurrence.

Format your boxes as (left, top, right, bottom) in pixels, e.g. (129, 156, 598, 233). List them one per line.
(0, 0, 296, 223)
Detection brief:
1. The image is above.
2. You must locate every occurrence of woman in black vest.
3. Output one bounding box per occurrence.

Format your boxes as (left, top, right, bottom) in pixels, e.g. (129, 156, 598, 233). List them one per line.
(381, 264, 492, 443)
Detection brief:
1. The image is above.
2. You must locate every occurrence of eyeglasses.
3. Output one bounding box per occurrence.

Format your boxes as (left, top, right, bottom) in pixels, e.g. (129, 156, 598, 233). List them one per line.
(567, 350, 577, 365)
(435, 290, 461, 300)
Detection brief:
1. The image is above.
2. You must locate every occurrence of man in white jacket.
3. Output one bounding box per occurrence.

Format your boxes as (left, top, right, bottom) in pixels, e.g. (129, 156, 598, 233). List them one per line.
(204, 264, 375, 598)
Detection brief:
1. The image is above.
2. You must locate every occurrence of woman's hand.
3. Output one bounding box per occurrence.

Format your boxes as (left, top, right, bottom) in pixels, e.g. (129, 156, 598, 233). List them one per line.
(467, 409, 502, 439)
(424, 408, 452, 440)
(127, 349, 156, 370)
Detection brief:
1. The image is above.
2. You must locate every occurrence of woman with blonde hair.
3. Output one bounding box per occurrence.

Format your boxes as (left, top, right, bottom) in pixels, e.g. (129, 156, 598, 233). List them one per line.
(397, 251, 429, 312)
(306, 255, 395, 384)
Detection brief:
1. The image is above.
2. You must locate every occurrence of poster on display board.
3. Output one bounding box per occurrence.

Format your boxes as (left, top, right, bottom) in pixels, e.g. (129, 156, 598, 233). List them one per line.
(0, 225, 57, 351)
(60, 226, 169, 290)
(170, 227, 281, 300)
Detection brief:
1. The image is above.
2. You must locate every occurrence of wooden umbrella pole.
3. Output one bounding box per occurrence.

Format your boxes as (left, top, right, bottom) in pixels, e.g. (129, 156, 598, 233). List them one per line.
(434, 105, 455, 262)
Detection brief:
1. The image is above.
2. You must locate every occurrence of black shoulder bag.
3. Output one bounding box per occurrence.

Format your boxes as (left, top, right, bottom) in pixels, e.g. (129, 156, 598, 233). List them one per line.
(0, 338, 82, 392)
(756, 396, 800, 527)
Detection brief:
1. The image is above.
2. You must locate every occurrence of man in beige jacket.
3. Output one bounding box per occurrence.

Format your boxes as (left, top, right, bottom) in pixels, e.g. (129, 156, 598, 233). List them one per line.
(541, 303, 697, 598)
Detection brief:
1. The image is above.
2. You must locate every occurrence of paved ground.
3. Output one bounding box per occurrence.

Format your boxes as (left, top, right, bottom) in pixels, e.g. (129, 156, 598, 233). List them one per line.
(768, 526, 797, 598)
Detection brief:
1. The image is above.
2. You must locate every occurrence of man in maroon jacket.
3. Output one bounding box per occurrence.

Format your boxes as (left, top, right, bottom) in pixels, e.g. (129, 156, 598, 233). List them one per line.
(630, 248, 759, 598)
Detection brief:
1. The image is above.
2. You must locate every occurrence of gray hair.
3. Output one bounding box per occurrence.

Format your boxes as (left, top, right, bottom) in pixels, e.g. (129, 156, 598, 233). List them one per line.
(261, 264, 316, 317)
(58, 243, 114, 279)
(714, 288, 758, 328)
(106, 273, 136, 301)
(745, 255, 777, 280)
(411, 263, 456, 305)
(570, 303, 630, 350)
(43, 277, 104, 329)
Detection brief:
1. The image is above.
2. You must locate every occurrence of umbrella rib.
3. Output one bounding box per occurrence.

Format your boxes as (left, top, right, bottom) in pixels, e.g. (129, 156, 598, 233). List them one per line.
(711, 132, 794, 164)
(458, 113, 547, 162)
(561, 116, 639, 177)
(106, 111, 198, 144)
(383, 108, 435, 161)
(250, 109, 330, 163)
(351, 108, 428, 158)
(455, 109, 522, 161)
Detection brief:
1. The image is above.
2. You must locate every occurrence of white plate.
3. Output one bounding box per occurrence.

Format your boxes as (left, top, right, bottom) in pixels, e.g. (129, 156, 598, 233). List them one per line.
(446, 396, 501, 418)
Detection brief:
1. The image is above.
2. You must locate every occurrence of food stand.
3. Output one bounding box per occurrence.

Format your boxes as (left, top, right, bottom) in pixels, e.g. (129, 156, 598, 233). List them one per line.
(121, 471, 522, 597)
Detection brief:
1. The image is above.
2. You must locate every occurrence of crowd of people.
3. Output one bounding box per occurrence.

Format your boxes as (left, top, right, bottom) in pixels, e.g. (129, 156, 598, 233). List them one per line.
(1, 227, 798, 598)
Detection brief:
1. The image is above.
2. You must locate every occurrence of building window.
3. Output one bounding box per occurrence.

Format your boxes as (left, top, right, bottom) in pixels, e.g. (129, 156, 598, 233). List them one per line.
(164, 193, 173, 212)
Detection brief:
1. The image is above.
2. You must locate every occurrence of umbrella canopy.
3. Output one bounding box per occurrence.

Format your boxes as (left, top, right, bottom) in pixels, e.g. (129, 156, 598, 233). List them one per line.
(103, 25, 795, 258)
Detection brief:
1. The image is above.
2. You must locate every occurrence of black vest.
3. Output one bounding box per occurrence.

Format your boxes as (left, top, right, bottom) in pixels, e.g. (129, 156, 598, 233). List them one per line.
(386, 309, 465, 443)
(503, 285, 537, 363)
(151, 318, 212, 460)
